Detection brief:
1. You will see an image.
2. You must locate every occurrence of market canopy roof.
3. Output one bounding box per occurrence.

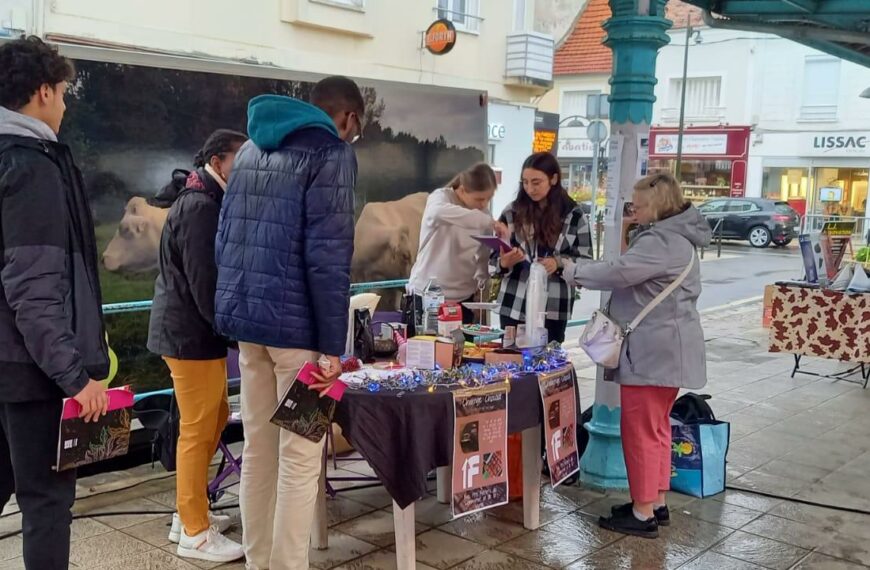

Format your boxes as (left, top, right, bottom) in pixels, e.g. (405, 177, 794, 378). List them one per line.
(682, 0, 870, 68)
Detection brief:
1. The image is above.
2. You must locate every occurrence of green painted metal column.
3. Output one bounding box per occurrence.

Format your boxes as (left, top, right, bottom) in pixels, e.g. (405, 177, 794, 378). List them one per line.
(579, 0, 671, 489)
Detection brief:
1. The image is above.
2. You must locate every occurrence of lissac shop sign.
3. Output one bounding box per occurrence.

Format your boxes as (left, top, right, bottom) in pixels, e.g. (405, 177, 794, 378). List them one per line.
(809, 133, 870, 156)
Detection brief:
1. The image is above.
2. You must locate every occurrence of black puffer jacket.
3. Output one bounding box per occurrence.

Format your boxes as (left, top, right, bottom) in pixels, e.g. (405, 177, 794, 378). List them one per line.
(0, 135, 109, 402)
(147, 169, 228, 360)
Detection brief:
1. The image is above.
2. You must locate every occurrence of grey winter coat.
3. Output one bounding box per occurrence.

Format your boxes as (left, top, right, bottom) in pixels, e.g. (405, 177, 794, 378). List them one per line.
(566, 205, 712, 389)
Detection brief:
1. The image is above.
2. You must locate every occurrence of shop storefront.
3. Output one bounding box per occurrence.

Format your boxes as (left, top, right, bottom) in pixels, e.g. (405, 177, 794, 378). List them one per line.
(648, 126, 751, 203)
(487, 102, 537, 217)
(752, 131, 869, 229)
(556, 127, 606, 204)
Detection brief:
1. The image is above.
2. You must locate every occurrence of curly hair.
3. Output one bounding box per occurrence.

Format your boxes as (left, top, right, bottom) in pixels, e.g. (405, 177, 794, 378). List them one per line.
(0, 36, 75, 110)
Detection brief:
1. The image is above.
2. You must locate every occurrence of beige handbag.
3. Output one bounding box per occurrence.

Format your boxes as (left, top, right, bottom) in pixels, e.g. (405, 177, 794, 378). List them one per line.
(579, 255, 695, 369)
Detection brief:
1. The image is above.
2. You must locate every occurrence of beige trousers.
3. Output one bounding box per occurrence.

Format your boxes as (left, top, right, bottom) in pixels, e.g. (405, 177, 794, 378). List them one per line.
(238, 343, 324, 570)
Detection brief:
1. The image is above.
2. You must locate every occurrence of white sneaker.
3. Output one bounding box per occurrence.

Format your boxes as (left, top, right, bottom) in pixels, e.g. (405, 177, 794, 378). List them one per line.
(168, 512, 234, 543)
(177, 525, 245, 563)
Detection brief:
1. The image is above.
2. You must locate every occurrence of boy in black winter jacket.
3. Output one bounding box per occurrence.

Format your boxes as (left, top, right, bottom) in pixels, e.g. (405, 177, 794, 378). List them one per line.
(0, 37, 109, 570)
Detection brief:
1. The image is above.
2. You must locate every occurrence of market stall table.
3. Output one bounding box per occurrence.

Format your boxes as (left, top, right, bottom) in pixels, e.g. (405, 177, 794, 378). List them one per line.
(313, 370, 557, 569)
(768, 283, 870, 387)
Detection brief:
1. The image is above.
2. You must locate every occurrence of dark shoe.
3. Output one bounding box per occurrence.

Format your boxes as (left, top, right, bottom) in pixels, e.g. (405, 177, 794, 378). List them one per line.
(611, 502, 670, 526)
(599, 508, 659, 539)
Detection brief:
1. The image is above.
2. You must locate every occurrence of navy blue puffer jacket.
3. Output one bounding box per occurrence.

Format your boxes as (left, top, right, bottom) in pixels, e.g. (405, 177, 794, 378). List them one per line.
(215, 95, 356, 356)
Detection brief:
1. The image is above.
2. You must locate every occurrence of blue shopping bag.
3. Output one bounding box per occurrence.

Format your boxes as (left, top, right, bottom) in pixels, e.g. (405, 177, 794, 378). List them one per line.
(670, 420, 730, 498)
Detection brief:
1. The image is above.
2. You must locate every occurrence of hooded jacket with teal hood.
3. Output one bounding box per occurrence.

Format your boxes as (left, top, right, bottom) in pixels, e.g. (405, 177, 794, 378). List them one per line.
(215, 95, 357, 356)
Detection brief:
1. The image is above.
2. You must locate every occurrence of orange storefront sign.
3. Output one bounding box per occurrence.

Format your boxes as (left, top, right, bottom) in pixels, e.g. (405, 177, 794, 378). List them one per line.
(425, 19, 457, 55)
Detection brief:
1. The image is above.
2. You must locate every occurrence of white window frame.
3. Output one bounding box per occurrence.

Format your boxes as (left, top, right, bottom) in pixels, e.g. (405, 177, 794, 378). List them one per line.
(437, 0, 482, 34)
(666, 75, 724, 122)
(513, 0, 526, 32)
(560, 89, 598, 120)
(309, 0, 365, 12)
(799, 55, 840, 122)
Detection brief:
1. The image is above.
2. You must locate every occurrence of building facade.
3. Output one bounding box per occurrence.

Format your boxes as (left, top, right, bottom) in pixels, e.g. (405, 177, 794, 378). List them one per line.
(2, 0, 553, 104)
(651, 20, 870, 227)
(538, 0, 611, 203)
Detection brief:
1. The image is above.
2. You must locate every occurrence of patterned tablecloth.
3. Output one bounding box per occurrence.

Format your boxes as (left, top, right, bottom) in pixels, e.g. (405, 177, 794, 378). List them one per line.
(768, 284, 870, 364)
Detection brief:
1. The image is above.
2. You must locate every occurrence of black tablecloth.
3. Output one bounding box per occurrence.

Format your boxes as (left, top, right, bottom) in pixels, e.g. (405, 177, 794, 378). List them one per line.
(334, 372, 544, 509)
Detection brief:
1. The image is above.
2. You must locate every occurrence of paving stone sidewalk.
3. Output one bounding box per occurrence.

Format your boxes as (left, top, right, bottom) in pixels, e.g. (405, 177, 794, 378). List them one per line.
(2, 301, 870, 569)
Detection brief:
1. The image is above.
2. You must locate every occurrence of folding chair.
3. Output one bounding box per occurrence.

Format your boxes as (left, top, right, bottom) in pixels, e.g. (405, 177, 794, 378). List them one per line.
(208, 377, 243, 505)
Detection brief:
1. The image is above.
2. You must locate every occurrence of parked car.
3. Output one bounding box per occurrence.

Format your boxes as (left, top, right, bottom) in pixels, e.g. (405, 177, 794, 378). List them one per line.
(697, 198, 800, 248)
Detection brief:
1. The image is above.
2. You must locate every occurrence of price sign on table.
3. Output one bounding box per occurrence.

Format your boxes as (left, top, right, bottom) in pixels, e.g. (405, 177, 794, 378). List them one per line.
(451, 385, 510, 518)
(538, 365, 580, 486)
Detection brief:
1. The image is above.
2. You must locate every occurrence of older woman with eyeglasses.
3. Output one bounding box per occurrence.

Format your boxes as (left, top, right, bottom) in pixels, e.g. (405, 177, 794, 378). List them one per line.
(562, 172, 712, 539)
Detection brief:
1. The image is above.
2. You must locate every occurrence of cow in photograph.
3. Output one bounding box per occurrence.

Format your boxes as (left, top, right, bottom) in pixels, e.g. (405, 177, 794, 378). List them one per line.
(102, 192, 429, 307)
(102, 196, 169, 273)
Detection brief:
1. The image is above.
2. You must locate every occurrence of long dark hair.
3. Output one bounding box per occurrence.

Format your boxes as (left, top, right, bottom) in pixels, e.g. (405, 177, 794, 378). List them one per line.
(513, 152, 576, 249)
(447, 162, 497, 193)
(193, 129, 248, 168)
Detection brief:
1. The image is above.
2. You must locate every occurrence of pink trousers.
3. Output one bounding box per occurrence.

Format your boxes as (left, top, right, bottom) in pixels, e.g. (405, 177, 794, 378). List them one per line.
(620, 385, 679, 504)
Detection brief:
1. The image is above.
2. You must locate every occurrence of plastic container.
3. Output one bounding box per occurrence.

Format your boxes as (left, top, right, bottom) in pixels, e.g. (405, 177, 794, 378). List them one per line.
(422, 277, 444, 335)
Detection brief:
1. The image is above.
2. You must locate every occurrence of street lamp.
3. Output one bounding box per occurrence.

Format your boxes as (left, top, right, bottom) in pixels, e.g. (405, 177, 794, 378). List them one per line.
(675, 24, 703, 177)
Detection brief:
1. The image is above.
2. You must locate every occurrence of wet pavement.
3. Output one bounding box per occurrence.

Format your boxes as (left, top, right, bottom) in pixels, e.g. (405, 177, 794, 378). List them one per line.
(2, 301, 870, 569)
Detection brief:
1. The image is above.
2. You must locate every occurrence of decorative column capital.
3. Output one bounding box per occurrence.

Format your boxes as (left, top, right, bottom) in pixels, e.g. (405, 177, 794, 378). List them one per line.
(604, 2, 672, 125)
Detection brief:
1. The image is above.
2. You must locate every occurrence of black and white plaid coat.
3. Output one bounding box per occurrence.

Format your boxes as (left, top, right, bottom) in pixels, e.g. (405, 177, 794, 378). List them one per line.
(490, 202, 593, 322)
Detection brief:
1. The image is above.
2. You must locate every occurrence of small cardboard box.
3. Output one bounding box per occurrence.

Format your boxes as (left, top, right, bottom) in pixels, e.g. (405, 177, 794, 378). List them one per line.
(484, 349, 525, 366)
(762, 284, 775, 328)
(406, 336, 458, 370)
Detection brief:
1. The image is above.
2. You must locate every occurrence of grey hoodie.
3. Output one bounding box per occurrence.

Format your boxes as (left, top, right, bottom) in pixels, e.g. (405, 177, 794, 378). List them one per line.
(567, 206, 713, 389)
(0, 106, 57, 141)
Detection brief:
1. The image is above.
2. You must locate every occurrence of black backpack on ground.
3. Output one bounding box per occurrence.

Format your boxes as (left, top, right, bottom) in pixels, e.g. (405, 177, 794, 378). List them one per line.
(671, 393, 715, 423)
(132, 394, 180, 472)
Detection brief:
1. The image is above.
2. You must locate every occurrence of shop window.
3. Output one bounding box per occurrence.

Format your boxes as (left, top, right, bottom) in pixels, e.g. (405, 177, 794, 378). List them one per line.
(762, 166, 809, 203)
(668, 76, 722, 121)
(310, 0, 364, 9)
(437, 0, 481, 33)
(800, 56, 840, 121)
(812, 167, 868, 219)
(667, 158, 732, 202)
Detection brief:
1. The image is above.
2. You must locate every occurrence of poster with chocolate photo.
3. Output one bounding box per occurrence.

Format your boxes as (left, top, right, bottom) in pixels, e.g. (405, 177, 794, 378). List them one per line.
(451, 387, 509, 518)
(538, 366, 580, 487)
